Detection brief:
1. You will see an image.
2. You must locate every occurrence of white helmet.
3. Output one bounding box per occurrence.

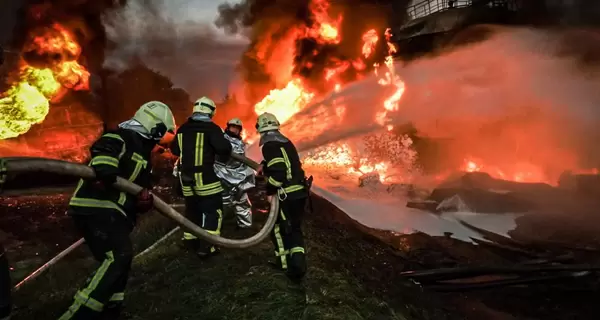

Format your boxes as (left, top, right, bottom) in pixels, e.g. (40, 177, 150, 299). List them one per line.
(192, 96, 217, 116)
(227, 118, 243, 127)
(132, 101, 176, 140)
(255, 112, 280, 133)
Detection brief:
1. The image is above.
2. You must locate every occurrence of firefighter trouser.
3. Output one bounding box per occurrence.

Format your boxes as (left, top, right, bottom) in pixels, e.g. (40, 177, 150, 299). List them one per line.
(182, 193, 223, 254)
(59, 212, 133, 320)
(0, 244, 10, 319)
(271, 197, 307, 279)
(222, 184, 252, 228)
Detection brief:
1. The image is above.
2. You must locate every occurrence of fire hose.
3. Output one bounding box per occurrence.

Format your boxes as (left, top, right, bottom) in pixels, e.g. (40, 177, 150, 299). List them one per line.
(0, 153, 277, 249)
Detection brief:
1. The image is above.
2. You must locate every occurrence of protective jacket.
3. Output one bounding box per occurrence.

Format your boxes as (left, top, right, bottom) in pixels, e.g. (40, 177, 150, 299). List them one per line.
(260, 131, 308, 200)
(69, 128, 155, 220)
(215, 131, 255, 227)
(170, 116, 232, 197)
(214, 132, 255, 191)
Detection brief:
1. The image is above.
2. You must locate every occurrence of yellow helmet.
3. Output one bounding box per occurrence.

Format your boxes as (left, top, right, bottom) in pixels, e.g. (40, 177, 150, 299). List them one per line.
(255, 112, 280, 133)
(132, 101, 176, 140)
(227, 117, 243, 127)
(193, 96, 217, 116)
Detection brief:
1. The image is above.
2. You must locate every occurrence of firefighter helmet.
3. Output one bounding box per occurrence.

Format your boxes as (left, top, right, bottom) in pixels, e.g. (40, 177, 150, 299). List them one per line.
(132, 101, 176, 140)
(227, 118, 243, 127)
(193, 96, 217, 116)
(255, 112, 280, 133)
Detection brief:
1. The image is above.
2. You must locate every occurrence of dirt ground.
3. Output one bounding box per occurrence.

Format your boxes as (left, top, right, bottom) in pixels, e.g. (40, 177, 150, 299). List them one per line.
(2, 178, 600, 319)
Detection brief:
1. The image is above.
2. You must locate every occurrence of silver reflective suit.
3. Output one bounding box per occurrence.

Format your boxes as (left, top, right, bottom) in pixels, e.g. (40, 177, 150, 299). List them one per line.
(214, 132, 255, 228)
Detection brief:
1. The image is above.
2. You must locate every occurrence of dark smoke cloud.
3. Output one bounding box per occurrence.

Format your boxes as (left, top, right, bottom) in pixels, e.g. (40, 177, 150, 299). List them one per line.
(102, 0, 246, 105)
(215, 0, 409, 103)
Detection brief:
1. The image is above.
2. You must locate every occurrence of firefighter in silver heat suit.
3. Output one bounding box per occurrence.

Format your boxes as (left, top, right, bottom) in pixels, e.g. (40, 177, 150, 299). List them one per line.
(214, 118, 255, 228)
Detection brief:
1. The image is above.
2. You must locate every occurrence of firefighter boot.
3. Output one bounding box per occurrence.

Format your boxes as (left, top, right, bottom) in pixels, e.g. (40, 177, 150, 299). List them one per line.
(194, 240, 220, 259)
(286, 252, 307, 282)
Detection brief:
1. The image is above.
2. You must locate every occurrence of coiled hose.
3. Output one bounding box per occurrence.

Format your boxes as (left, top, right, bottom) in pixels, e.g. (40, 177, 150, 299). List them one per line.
(0, 154, 276, 249)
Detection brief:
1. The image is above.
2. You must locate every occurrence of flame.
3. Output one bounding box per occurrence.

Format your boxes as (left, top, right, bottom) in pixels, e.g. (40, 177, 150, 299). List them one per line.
(462, 158, 550, 184)
(252, 0, 406, 182)
(254, 78, 315, 125)
(309, 0, 342, 44)
(361, 29, 379, 58)
(303, 143, 390, 182)
(0, 23, 90, 140)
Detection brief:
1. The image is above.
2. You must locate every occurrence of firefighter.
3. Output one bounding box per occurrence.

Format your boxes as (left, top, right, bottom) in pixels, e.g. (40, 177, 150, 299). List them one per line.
(214, 118, 255, 229)
(58, 101, 176, 320)
(170, 96, 232, 258)
(255, 112, 309, 281)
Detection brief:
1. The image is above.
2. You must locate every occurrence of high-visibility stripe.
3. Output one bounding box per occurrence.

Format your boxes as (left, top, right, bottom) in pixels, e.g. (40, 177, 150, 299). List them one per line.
(268, 177, 283, 187)
(109, 292, 124, 302)
(194, 172, 203, 187)
(74, 291, 103, 311)
(117, 193, 127, 206)
(90, 155, 119, 167)
(267, 157, 285, 167)
(280, 208, 287, 221)
(273, 224, 287, 269)
(282, 184, 304, 193)
(177, 133, 183, 165)
(195, 133, 204, 166)
(58, 301, 84, 320)
(280, 148, 293, 180)
(182, 232, 197, 240)
(102, 133, 124, 142)
(216, 209, 222, 235)
(193, 181, 221, 191)
(129, 153, 147, 182)
(99, 133, 126, 159)
(69, 198, 127, 217)
(60, 251, 115, 318)
(290, 247, 305, 255)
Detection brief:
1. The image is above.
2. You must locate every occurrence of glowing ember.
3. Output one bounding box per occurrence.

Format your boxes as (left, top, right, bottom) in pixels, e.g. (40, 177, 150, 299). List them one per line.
(0, 23, 90, 140)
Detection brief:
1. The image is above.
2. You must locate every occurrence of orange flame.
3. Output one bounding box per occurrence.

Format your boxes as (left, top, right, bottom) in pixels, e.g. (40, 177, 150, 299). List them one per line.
(0, 23, 90, 140)
(252, 1, 406, 182)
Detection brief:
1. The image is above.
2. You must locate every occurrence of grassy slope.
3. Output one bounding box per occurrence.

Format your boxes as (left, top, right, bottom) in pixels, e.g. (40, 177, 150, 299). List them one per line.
(12, 195, 457, 320)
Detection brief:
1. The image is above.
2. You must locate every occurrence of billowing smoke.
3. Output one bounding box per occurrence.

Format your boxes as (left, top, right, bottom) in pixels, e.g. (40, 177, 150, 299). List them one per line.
(101, 0, 247, 103)
(215, 0, 409, 104)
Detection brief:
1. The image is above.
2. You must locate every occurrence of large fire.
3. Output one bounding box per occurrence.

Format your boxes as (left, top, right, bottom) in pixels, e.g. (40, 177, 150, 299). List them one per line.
(0, 23, 90, 140)
(248, 0, 590, 186)
(249, 0, 407, 183)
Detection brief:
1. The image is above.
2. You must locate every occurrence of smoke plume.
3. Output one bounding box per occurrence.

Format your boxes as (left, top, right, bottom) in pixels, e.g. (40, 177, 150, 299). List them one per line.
(215, 0, 408, 104)
(102, 0, 247, 102)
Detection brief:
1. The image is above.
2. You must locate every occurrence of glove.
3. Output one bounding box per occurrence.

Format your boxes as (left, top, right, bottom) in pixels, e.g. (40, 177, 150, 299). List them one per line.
(136, 188, 154, 214)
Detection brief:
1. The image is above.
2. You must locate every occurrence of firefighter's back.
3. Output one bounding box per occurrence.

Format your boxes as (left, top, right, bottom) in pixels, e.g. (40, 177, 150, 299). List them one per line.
(69, 128, 154, 218)
(175, 119, 232, 197)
